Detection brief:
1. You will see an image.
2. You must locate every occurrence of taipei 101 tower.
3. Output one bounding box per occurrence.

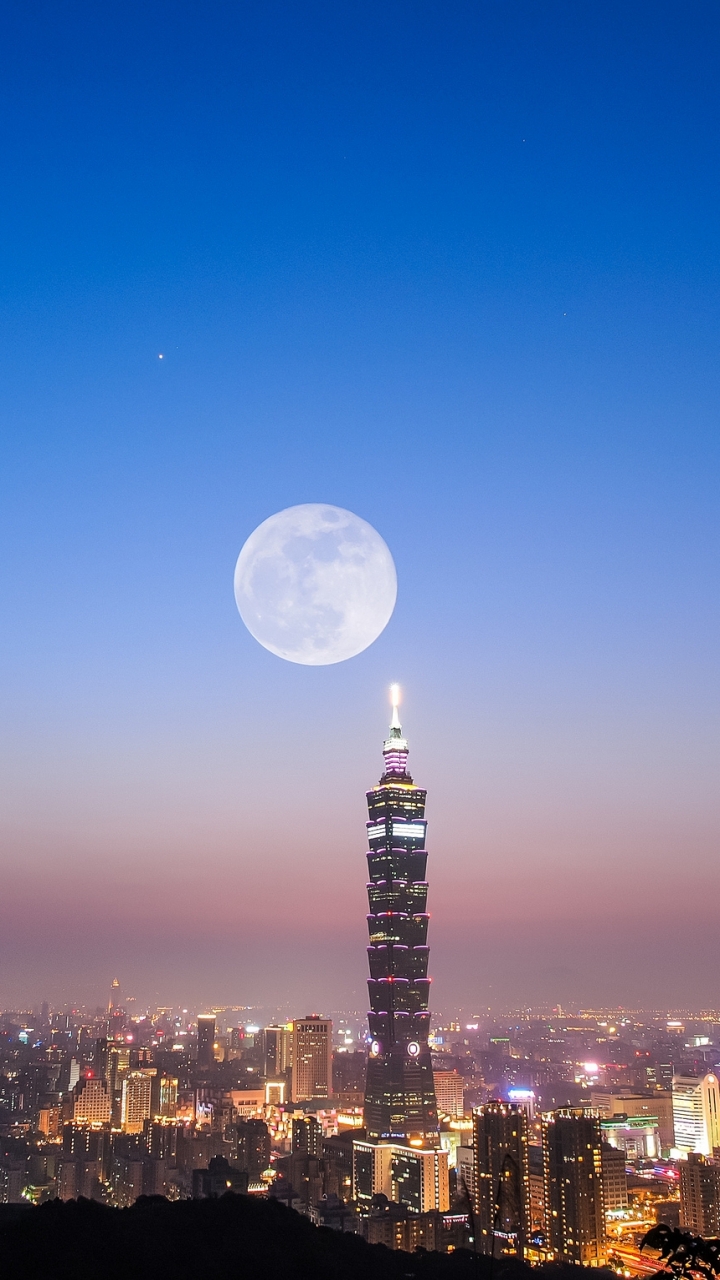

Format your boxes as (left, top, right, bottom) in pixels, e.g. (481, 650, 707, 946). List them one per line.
(363, 686, 439, 1149)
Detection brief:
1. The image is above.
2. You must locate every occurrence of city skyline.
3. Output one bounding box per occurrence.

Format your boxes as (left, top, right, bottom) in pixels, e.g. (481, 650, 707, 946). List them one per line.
(5, 988, 720, 1253)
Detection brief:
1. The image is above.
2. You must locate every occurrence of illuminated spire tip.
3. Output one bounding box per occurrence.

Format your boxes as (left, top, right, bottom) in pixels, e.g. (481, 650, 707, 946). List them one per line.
(390, 683, 401, 729)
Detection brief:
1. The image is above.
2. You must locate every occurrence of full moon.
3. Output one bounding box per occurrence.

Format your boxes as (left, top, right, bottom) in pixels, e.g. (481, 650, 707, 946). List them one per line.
(233, 503, 397, 665)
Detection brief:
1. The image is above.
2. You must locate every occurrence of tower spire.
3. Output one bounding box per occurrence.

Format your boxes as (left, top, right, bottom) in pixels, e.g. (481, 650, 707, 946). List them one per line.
(383, 684, 409, 777)
(390, 682, 402, 732)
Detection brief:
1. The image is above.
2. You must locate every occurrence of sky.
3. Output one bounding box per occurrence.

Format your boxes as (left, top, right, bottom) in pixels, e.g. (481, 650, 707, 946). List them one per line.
(0, 0, 718, 1014)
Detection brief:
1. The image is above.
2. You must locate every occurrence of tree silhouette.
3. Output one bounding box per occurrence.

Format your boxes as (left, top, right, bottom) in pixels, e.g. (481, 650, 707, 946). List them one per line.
(641, 1223, 720, 1279)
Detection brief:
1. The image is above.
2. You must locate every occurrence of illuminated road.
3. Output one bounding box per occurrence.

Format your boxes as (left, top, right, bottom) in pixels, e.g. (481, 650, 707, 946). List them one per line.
(608, 1242, 667, 1276)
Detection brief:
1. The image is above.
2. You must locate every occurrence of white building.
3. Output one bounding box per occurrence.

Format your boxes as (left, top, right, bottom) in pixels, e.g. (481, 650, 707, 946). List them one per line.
(672, 1073, 720, 1156)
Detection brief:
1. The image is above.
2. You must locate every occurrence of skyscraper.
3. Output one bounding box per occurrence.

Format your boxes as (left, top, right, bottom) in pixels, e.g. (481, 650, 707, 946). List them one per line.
(542, 1110, 606, 1266)
(291, 1017, 332, 1101)
(363, 687, 438, 1147)
(672, 1073, 720, 1156)
(473, 1102, 530, 1258)
(104, 1042, 130, 1128)
(353, 691, 448, 1216)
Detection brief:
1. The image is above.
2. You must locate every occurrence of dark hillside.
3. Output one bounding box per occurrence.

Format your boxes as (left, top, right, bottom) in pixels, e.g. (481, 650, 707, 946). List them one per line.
(0, 1193, 580, 1280)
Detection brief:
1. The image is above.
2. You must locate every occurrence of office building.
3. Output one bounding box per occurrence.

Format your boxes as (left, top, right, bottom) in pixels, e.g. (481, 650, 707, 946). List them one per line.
(121, 1071, 154, 1134)
(543, 1110, 606, 1266)
(263, 1024, 293, 1079)
(353, 1140, 449, 1214)
(362, 689, 438, 1147)
(292, 1016, 332, 1101)
(197, 1015, 216, 1071)
(672, 1074, 720, 1156)
(680, 1154, 720, 1235)
(591, 1090, 674, 1154)
(473, 1102, 530, 1257)
(600, 1114, 660, 1161)
(72, 1076, 111, 1126)
(434, 1070, 464, 1119)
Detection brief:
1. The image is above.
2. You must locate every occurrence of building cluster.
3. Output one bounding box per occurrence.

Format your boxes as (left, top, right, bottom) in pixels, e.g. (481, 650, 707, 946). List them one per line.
(3, 997, 720, 1261)
(0, 994, 352, 1209)
(2, 695, 720, 1266)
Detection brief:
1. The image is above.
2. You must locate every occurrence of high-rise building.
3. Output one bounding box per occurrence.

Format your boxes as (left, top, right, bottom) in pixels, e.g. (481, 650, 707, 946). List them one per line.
(473, 1102, 530, 1257)
(263, 1025, 293, 1079)
(72, 1076, 111, 1126)
(197, 1015, 216, 1071)
(151, 1074, 178, 1119)
(292, 1017, 332, 1101)
(672, 1074, 720, 1156)
(121, 1071, 154, 1133)
(434, 1070, 464, 1119)
(680, 1154, 720, 1235)
(542, 1110, 606, 1266)
(104, 1042, 130, 1124)
(362, 687, 438, 1148)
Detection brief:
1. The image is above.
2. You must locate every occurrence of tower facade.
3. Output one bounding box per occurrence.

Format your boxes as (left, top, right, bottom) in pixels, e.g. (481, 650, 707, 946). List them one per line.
(363, 689, 439, 1148)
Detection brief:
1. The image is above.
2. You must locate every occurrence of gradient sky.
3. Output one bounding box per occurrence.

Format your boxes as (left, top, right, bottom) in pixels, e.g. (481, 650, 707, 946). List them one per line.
(0, 0, 718, 1014)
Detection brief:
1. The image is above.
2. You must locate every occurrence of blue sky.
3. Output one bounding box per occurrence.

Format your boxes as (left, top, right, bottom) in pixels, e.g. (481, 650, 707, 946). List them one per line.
(0, 0, 718, 1011)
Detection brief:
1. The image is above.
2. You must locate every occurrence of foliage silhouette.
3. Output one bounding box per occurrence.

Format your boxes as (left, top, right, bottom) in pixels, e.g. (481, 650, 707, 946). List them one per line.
(0, 1193, 611, 1280)
(641, 1223, 720, 1280)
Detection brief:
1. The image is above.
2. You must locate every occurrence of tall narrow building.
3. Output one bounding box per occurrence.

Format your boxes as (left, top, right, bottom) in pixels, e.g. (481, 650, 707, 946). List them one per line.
(363, 687, 439, 1148)
(197, 1014, 216, 1071)
(473, 1101, 530, 1257)
(542, 1110, 607, 1266)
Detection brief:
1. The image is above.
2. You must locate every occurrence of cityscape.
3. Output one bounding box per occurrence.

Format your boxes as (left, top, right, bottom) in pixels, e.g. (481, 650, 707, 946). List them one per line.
(1, 0, 718, 1276)
(2, 698, 719, 1269)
